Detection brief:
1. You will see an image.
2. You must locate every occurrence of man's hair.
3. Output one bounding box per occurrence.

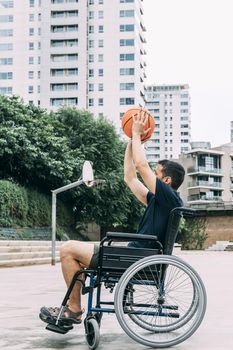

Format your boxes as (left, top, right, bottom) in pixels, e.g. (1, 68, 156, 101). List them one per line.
(158, 160, 185, 190)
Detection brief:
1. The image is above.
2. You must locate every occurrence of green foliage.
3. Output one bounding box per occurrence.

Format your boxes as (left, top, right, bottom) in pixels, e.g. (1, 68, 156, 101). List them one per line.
(0, 96, 144, 234)
(0, 180, 74, 228)
(177, 217, 208, 250)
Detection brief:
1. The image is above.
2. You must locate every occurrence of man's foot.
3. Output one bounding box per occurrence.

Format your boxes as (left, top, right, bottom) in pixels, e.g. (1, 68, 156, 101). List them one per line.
(39, 306, 84, 325)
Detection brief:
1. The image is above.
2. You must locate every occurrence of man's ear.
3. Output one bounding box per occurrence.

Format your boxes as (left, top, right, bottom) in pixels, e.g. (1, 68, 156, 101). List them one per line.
(164, 176, 172, 185)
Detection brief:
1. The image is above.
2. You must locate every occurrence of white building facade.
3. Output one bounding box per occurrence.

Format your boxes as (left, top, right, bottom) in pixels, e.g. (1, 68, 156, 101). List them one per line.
(144, 84, 191, 162)
(0, 0, 146, 131)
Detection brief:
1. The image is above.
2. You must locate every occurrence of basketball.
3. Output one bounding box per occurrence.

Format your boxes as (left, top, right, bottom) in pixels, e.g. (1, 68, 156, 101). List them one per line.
(121, 107, 155, 142)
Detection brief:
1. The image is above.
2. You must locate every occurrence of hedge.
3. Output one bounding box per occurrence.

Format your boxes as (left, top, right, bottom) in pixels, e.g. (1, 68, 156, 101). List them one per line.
(0, 180, 74, 228)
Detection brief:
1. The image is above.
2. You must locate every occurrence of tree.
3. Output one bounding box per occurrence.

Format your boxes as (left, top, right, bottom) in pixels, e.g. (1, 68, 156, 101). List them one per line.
(0, 96, 144, 234)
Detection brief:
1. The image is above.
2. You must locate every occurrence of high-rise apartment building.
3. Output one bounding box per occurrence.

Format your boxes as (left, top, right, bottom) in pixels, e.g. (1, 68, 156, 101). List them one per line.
(0, 0, 146, 131)
(144, 84, 191, 162)
(179, 143, 233, 206)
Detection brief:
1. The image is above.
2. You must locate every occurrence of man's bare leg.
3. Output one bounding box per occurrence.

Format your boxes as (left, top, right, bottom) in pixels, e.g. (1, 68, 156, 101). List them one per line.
(60, 241, 95, 315)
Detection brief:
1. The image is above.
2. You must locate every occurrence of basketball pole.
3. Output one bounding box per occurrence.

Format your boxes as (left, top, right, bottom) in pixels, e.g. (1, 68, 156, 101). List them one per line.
(51, 161, 105, 266)
(51, 179, 84, 265)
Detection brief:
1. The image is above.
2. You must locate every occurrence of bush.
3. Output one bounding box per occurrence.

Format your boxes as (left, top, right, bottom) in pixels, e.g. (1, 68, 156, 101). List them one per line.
(177, 217, 208, 250)
(0, 180, 74, 228)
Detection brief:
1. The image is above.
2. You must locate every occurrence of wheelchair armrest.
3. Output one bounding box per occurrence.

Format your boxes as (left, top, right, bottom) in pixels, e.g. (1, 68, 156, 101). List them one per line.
(105, 232, 158, 242)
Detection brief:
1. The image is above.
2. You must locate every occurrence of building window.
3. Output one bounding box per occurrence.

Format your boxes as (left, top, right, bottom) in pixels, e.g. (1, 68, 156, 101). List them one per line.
(98, 83, 103, 91)
(98, 10, 104, 19)
(89, 54, 94, 63)
(98, 25, 104, 33)
(0, 72, 13, 79)
(98, 98, 103, 106)
(0, 29, 13, 36)
(50, 98, 78, 106)
(98, 39, 104, 48)
(29, 28, 34, 36)
(98, 54, 104, 62)
(120, 0, 134, 2)
(0, 15, 13, 22)
(29, 0, 34, 7)
(0, 1, 14, 8)
(120, 39, 134, 46)
(0, 86, 12, 94)
(89, 98, 94, 107)
(89, 25, 94, 34)
(120, 10, 134, 17)
(120, 83, 135, 90)
(29, 57, 34, 64)
(120, 68, 134, 75)
(51, 68, 78, 76)
(120, 24, 134, 32)
(51, 54, 78, 62)
(89, 83, 94, 92)
(29, 42, 34, 50)
(89, 0, 94, 4)
(89, 69, 94, 77)
(99, 0, 104, 4)
(28, 71, 34, 79)
(0, 57, 13, 65)
(89, 40, 94, 48)
(28, 85, 34, 94)
(98, 69, 104, 77)
(50, 83, 78, 91)
(29, 13, 34, 21)
(89, 11, 94, 19)
(51, 39, 78, 47)
(120, 53, 134, 61)
(120, 97, 135, 105)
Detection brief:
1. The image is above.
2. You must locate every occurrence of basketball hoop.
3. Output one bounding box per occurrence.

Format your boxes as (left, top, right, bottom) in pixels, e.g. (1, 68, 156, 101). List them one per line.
(82, 160, 94, 187)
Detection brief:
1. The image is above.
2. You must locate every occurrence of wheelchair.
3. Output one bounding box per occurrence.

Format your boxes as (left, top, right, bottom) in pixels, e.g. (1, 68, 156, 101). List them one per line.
(43, 207, 207, 349)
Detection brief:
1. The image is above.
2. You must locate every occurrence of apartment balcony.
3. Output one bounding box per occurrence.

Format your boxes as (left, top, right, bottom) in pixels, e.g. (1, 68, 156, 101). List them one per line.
(187, 195, 223, 203)
(50, 17, 79, 25)
(187, 166, 223, 176)
(188, 181, 224, 190)
(50, 33, 78, 42)
(50, 3, 78, 11)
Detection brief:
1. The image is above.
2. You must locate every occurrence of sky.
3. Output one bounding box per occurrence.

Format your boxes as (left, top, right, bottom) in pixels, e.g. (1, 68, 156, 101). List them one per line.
(143, 0, 233, 147)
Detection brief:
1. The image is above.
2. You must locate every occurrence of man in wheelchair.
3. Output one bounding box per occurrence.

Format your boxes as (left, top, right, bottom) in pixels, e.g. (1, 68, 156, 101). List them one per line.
(40, 110, 185, 326)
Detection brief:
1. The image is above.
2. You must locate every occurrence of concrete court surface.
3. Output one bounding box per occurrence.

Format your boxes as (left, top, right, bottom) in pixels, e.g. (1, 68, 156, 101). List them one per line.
(0, 251, 233, 350)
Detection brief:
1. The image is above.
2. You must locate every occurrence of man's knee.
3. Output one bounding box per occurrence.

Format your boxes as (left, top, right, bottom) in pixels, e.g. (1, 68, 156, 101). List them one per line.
(60, 240, 79, 259)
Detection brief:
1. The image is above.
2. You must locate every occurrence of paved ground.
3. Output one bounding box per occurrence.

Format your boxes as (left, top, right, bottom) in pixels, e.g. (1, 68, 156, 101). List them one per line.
(0, 251, 233, 350)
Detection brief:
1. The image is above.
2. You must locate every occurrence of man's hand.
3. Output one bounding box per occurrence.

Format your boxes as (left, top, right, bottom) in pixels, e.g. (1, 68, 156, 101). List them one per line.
(132, 109, 151, 139)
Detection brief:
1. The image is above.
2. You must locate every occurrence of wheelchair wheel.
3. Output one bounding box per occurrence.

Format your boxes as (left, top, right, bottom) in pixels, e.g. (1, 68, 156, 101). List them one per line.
(127, 279, 199, 333)
(114, 255, 206, 348)
(84, 317, 100, 350)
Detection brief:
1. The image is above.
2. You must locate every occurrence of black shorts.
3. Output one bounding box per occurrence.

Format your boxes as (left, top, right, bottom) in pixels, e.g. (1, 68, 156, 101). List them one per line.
(89, 244, 100, 269)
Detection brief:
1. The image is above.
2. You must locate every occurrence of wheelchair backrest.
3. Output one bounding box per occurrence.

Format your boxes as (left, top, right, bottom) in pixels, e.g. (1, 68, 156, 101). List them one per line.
(163, 207, 196, 255)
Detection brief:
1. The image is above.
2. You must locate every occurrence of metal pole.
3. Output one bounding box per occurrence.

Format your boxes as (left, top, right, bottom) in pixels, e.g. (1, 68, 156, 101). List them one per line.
(51, 192, 57, 265)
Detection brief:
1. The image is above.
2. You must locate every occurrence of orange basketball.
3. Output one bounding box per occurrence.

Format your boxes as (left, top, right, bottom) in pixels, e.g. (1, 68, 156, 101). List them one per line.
(121, 107, 155, 142)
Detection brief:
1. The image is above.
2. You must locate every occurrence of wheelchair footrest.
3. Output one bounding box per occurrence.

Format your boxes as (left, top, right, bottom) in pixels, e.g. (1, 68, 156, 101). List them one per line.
(46, 323, 73, 334)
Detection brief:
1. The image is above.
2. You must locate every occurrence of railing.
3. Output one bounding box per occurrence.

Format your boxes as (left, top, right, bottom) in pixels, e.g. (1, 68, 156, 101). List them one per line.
(188, 195, 223, 202)
(188, 181, 223, 188)
(186, 201, 233, 210)
(187, 166, 222, 174)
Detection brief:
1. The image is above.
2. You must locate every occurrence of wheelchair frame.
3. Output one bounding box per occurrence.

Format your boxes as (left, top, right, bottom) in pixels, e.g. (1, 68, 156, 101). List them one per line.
(43, 207, 207, 349)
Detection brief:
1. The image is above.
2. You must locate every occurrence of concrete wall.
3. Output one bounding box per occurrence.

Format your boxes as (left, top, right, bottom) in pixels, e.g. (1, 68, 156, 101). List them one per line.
(204, 213, 233, 248)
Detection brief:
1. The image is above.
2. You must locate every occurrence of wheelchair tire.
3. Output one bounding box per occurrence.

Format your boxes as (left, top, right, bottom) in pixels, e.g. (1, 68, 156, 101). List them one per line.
(114, 255, 207, 348)
(84, 317, 100, 350)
